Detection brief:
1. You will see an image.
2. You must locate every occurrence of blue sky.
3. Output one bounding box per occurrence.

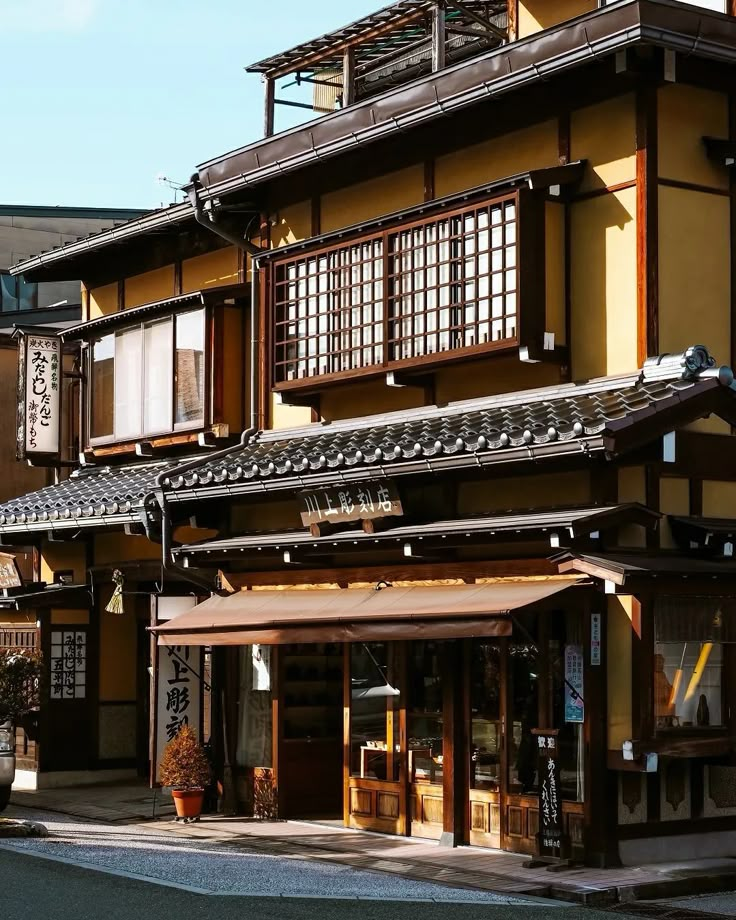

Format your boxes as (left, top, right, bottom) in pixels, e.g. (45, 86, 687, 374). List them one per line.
(0, 0, 376, 209)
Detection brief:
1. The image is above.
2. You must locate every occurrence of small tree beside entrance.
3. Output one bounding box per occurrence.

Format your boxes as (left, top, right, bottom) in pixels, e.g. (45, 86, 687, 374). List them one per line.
(0, 649, 43, 725)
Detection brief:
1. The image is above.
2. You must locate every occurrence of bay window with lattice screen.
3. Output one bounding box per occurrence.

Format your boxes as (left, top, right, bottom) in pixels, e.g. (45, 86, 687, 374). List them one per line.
(271, 189, 539, 386)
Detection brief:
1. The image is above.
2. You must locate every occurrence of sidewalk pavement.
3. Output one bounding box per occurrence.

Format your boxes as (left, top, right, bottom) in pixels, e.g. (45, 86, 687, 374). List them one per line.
(11, 781, 736, 907)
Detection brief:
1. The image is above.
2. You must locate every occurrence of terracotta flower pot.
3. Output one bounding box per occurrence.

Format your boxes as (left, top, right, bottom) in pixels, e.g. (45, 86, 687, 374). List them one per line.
(171, 788, 204, 819)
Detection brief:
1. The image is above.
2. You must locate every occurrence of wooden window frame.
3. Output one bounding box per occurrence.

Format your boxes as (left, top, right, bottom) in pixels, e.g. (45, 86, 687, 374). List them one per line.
(270, 187, 545, 390)
(86, 306, 209, 449)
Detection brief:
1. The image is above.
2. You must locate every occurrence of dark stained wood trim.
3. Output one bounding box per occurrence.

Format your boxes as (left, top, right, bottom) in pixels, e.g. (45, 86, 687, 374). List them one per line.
(117, 279, 125, 312)
(258, 212, 271, 430)
(572, 180, 637, 203)
(424, 158, 435, 202)
(212, 307, 225, 424)
(689, 477, 703, 517)
(223, 557, 559, 589)
(630, 596, 653, 745)
(517, 187, 546, 353)
(264, 77, 275, 138)
(646, 465, 660, 551)
(558, 110, 571, 166)
(658, 177, 730, 198)
(441, 640, 466, 846)
(636, 84, 659, 366)
(730, 93, 736, 376)
(618, 814, 736, 840)
(343, 643, 351, 827)
(584, 599, 617, 867)
(173, 260, 183, 296)
(507, 0, 518, 42)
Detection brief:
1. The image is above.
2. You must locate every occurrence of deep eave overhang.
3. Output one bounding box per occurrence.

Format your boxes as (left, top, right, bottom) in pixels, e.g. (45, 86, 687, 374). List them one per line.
(9, 201, 194, 280)
(60, 284, 249, 341)
(172, 502, 660, 560)
(192, 0, 736, 201)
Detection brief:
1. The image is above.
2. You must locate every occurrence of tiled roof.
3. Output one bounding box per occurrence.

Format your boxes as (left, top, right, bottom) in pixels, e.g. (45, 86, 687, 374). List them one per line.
(0, 347, 732, 532)
(0, 459, 179, 532)
(163, 347, 735, 500)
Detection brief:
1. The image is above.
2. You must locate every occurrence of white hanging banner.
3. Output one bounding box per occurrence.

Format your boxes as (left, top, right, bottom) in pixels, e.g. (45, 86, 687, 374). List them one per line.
(18, 333, 61, 459)
(252, 644, 272, 691)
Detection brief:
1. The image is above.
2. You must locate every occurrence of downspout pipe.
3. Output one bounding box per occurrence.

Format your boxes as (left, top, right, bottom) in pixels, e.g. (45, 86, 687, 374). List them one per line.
(142, 427, 259, 595)
(187, 175, 262, 430)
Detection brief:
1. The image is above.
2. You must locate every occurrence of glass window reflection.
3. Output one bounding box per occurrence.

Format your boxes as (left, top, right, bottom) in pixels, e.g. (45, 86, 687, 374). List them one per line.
(350, 642, 401, 782)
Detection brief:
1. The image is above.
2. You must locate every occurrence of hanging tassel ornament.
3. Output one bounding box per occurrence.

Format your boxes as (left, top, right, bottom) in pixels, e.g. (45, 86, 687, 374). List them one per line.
(105, 569, 125, 615)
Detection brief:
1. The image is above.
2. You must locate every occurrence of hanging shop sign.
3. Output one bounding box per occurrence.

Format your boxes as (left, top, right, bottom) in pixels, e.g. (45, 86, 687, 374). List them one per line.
(16, 332, 61, 461)
(533, 728, 563, 857)
(151, 596, 203, 784)
(299, 479, 403, 528)
(0, 553, 22, 591)
(590, 612, 602, 666)
(564, 644, 585, 723)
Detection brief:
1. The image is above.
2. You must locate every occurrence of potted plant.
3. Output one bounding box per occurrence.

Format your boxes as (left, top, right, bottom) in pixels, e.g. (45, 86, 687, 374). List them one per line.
(159, 724, 211, 821)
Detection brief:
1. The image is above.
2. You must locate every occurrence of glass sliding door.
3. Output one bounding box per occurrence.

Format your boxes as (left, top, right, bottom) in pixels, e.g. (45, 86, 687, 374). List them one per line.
(407, 641, 444, 839)
(347, 641, 406, 833)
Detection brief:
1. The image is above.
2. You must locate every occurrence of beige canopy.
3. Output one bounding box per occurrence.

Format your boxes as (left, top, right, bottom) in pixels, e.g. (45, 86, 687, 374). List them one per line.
(150, 580, 581, 646)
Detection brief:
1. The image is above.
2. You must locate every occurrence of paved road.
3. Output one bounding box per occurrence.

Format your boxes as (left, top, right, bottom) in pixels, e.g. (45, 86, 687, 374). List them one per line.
(656, 891, 736, 916)
(2, 846, 639, 920)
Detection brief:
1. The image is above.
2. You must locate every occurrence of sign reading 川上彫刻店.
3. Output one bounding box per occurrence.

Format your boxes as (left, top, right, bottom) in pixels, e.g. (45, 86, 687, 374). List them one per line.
(299, 480, 403, 528)
(17, 332, 61, 461)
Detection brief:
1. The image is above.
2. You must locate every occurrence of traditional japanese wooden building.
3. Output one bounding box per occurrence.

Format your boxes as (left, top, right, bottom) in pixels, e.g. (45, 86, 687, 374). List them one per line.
(5, 0, 736, 867)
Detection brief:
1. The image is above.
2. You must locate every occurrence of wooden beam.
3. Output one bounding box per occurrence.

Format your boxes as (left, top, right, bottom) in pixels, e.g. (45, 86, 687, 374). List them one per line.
(431, 2, 446, 73)
(264, 77, 275, 138)
(446, 0, 507, 42)
(440, 640, 466, 846)
(343, 47, 356, 107)
(636, 83, 659, 365)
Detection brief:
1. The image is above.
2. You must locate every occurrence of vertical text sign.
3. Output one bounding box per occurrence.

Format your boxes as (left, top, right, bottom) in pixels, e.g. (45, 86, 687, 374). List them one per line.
(155, 645, 201, 782)
(590, 612, 602, 666)
(564, 645, 585, 723)
(23, 335, 61, 456)
(533, 728, 562, 857)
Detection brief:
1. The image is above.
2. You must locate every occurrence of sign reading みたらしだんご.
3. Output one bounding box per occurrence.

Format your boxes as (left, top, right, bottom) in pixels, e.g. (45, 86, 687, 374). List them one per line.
(299, 480, 403, 528)
(18, 334, 61, 459)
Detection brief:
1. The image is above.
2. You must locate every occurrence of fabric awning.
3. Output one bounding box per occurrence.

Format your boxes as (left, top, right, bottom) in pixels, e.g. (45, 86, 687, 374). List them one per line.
(150, 579, 581, 646)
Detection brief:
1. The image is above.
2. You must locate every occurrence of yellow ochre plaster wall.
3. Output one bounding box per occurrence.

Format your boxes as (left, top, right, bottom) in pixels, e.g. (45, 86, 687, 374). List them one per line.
(272, 200, 313, 248)
(571, 94, 636, 194)
(321, 165, 424, 233)
(570, 186, 637, 380)
(271, 395, 313, 430)
(434, 121, 558, 198)
(181, 248, 240, 293)
(94, 533, 160, 566)
(89, 282, 118, 320)
(50, 609, 90, 626)
(703, 481, 736, 519)
(546, 201, 566, 346)
(659, 477, 690, 549)
(517, 0, 597, 38)
(658, 187, 730, 359)
(99, 589, 137, 702)
(658, 84, 729, 190)
(608, 595, 633, 750)
(124, 265, 175, 309)
(618, 465, 646, 547)
(41, 541, 87, 586)
(458, 470, 591, 515)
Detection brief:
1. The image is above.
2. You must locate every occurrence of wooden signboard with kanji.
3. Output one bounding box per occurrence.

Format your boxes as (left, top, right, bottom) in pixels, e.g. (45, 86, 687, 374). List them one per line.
(299, 480, 403, 530)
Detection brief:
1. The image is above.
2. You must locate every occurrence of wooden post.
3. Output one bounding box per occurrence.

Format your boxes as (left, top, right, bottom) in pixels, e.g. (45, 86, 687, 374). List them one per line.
(264, 76, 275, 137)
(431, 2, 446, 73)
(343, 47, 356, 107)
(440, 640, 466, 846)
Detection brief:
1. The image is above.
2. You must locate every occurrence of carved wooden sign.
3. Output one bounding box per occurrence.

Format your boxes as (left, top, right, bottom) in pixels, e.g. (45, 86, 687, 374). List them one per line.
(299, 480, 403, 529)
(0, 553, 22, 590)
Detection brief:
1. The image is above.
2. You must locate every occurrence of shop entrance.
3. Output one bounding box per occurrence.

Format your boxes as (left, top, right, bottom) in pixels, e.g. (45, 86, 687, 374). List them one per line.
(345, 624, 585, 853)
(278, 643, 344, 818)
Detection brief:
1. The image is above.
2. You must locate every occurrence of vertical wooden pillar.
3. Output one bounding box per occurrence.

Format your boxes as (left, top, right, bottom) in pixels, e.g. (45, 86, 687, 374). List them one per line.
(343, 47, 356, 107)
(440, 640, 466, 847)
(636, 83, 659, 366)
(431, 2, 446, 73)
(343, 644, 351, 826)
(264, 76, 275, 137)
(584, 599, 619, 866)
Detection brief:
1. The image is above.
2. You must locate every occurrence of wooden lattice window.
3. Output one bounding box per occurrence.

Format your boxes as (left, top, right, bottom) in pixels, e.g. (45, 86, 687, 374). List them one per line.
(0, 628, 38, 650)
(272, 191, 524, 385)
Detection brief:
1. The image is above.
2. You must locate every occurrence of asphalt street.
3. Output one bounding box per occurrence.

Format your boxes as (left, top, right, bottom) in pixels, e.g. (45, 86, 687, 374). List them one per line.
(2, 846, 638, 920)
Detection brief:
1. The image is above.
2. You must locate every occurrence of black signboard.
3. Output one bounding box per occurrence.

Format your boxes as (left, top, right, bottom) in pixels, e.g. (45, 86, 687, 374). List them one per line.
(532, 728, 564, 857)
